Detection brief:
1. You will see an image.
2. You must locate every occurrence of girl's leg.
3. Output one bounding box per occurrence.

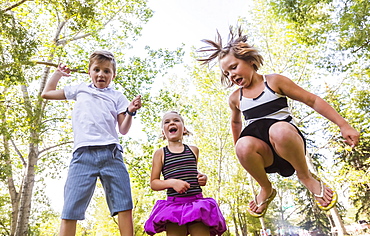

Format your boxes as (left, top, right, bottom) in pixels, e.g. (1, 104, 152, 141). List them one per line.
(118, 209, 134, 236)
(235, 136, 275, 213)
(59, 219, 77, 236)
(166, 223, 187, 236)
(188, 222, 210, 236)
(269, 122, 334, 206)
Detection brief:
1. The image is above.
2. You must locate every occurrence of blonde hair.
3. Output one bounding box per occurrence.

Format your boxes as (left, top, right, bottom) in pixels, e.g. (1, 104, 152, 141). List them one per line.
(197, 26, 264, 88)
(88, 50, 117, 74)
(161, 111, 192, 140)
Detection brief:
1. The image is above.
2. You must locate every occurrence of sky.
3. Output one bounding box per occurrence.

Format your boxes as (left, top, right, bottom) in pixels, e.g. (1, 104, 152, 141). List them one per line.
(46, 0, 253, 213)
(132, 0, 252, 57)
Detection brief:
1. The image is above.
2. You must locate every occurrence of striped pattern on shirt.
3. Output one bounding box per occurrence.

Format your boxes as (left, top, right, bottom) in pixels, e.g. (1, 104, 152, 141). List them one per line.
(162, 144, 202, 197)
(240, 75, 291, 126)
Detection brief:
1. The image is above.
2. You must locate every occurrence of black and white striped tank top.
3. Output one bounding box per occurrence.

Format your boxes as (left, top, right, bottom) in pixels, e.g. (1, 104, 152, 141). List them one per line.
(162, 144, 202, 197)
(240, 75, 291, 126)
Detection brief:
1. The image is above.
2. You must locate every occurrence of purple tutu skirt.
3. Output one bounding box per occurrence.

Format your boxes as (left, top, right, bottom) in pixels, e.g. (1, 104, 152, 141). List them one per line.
(144, 193, 227, 236)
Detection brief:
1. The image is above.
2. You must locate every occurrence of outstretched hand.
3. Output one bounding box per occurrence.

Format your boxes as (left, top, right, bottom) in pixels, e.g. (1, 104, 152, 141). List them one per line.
(341, 125, 360, 148)
(57, 63, 71, 77)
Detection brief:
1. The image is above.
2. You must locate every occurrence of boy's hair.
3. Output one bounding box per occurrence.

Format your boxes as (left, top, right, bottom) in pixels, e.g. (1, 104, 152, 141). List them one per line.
(88, 50, 117, 74)
(161, 111, 192, 140)
(197, 26, 264, 88)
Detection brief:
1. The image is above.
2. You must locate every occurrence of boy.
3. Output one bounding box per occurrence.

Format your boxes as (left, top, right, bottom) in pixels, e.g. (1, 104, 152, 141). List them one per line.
(42, 50, 141, 236)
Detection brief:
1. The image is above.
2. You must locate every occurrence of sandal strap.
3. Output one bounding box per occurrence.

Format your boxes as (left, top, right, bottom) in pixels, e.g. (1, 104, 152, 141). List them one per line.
(256, 189, 275, 207)
(313, 180, 324, 198)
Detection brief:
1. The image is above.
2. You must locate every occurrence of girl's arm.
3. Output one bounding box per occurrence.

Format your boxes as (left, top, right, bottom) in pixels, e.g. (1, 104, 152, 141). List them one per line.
(270, 74, 360, 147)
(117, 95, 141, 135)
(229, 90, 243, 145)
(150, 148, 190, 193)
(41, 64, 70, 100)
(189, 145, 208, 186)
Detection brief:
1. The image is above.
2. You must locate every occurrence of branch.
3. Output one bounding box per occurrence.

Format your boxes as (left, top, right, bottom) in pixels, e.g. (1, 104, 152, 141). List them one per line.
(2, 0, 30, 12)
(41, 117, 70, 125)
(56, 3, 128, 46)
(56, 33, 92, 46)
(10, 139, 27, 167)
(36, 61, 87, 73)
(351, 39, 370, 53)
(39, 141, 73, 155)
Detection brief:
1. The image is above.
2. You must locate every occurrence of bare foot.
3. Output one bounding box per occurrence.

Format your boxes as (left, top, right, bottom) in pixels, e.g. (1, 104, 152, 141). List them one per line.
(299, 174, 334, 207)
(249, 187, 273, 214)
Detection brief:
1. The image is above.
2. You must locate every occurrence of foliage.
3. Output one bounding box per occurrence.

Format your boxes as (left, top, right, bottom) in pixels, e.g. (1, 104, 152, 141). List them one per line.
(270, 0, 370, 54)
(0, 0, 185, 234)
(1, 0, 369, 234)
(267, 0, 370, 224)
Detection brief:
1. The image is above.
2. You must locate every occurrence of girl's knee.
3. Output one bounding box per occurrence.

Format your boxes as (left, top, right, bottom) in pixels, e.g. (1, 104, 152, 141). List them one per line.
(269, 123, 299, 143)
(236, 137, 268, 154)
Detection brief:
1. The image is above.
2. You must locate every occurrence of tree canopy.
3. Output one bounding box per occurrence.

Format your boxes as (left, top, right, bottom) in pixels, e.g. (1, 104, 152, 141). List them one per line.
(0, 0, 369, 235)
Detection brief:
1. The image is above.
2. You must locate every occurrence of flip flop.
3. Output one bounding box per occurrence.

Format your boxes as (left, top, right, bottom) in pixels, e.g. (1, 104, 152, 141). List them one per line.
(247, 188, 277, 218)
(311, 173, 338, 211)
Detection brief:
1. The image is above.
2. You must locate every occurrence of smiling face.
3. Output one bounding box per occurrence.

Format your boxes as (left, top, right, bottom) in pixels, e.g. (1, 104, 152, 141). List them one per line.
(88, 60, 116, 89)
(219, 53, 256, 87)
(162, 112, 187, 142)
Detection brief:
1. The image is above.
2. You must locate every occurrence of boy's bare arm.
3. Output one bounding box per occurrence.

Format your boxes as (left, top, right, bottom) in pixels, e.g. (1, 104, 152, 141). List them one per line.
(118, 95, 142, 135)
(41, 64, 70, 100)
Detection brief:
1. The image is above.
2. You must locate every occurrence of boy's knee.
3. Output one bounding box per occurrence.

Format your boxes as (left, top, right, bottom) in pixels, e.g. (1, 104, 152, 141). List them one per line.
(117, 209, 133, 218)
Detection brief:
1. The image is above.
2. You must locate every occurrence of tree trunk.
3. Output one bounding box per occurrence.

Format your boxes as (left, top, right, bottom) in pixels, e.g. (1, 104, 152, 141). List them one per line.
(15, 145, 38, 236)
(14, 84, 42, 235)
(3, 136, 19, 236)
(330, 207, 348, 236)
(232, 214, 240, 236)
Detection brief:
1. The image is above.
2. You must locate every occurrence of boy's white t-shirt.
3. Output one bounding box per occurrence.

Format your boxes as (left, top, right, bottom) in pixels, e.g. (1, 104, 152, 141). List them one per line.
(64, 83, 129, 151)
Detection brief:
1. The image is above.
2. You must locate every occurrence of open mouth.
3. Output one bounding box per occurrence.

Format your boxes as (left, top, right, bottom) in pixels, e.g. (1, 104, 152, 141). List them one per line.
(169, 127, 177, 133)
(235, 78, 242, 84)
(98, 79, 105, 82)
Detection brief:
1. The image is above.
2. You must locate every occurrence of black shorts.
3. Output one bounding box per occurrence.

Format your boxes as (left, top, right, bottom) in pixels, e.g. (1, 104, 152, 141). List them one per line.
(239, 117, 306, 177)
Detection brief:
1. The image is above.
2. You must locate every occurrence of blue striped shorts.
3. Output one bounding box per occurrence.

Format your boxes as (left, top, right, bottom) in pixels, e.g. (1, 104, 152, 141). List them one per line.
(61, 144, 133, 220)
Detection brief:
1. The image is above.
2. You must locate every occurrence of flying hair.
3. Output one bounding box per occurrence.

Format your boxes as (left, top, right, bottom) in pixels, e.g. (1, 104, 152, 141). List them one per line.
(197, 26, 264, 88)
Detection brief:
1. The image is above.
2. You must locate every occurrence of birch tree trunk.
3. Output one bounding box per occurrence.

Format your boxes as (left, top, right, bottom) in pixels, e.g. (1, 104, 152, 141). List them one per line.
(15, 146, 38, 236)
(3, 137, 19, 236)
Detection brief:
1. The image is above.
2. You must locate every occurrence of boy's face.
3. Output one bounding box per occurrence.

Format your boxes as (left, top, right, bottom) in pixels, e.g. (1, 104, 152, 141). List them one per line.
(88, 60, 116, 89)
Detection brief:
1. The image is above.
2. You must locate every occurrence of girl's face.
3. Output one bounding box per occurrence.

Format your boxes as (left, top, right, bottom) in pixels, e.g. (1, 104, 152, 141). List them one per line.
(162, 113, 186, 142)
(219, 53, 255, 87)
(89, 60, 116, 89)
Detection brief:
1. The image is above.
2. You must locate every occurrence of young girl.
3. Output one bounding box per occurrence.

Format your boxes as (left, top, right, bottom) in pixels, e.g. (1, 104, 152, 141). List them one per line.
(198, 28, 360, 217)
(144, 111, 227, 236)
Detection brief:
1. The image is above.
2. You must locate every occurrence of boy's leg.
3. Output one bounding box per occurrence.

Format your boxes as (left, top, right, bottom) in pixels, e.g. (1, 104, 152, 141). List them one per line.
(166, 223, 187, 236)
(269, 122, 334, 206)
(235, 136, 274, 213)
(59, 219, 77, 236)
(188, 222, 210, 236)
(118, 210, 134, 236)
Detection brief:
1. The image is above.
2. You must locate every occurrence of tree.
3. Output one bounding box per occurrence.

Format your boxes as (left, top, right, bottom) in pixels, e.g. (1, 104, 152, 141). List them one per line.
(268, 0, 370, 219)
(270, 0, 370, 55)
(0, 0, 184, 235)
